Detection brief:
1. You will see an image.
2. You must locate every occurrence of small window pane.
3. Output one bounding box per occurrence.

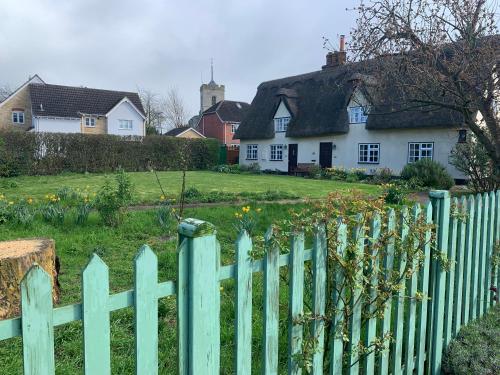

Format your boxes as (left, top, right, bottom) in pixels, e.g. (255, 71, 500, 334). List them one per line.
(358, 143, 379, 164)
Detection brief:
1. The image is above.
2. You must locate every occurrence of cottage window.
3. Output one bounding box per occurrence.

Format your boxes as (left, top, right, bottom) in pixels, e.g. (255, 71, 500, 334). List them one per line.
(12, 111, 25, 124)
(408, 143, 433, 163)
(231, 124, 238, 134)
(274, 117, 290, 132)
(246, 144, 258, 160)
(84, 117, 96, 127)
(270, 144, 283, 161)
(349, 106, 368, 124)
(119, 119, 133, 130)
(358, 143, 379, 164)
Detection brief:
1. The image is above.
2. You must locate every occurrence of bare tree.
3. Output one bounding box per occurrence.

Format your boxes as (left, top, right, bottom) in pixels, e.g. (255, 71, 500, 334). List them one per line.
(0, 84, 12, 102)
(138, 87, 165, 134)
(163, 88, 188, 129)
(350, 0, 499, 179)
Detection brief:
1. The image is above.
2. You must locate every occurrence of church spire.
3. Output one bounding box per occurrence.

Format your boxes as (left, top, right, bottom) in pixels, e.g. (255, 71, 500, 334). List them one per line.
(210, 58, 214, 83)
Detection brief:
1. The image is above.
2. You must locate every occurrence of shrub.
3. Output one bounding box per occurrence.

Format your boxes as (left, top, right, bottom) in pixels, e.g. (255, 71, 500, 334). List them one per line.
(383, 184, 406, 204)
(0, 131, 219, 176)
(307, 165, 323, 179)
(450, 138, 498, 193)
(373, 167, 393, 184)
(239, 162, 261, 174)
(94, 171, 133, 227)
(325, 167, 348, 180)
(401, 159, 455, 189)
(442, 305, 500, 375)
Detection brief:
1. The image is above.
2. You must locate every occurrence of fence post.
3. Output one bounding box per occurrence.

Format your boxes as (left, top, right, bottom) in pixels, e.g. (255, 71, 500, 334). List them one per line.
(428, 190, 451, 375)
(177, 218, 220, 375)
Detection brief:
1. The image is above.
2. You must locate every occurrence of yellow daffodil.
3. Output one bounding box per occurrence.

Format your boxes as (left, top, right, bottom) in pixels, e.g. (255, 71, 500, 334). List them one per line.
(160, 195, 165, 201)
(256, 208, 262, 213)
(27, 198, 33, 205)
(8, 201, 14, 205)
(219, 286, 224, 292)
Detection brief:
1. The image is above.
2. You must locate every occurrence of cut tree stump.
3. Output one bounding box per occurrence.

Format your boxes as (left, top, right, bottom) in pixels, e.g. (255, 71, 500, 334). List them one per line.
(0, 238, 60, 319)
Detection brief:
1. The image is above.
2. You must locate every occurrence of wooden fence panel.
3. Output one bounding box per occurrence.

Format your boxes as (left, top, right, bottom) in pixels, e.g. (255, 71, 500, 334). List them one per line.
(235, 231, 253, 375)
(486, 192, 495, 308)
(404, 205, 421, 375)
(415, 203, 433, 375)
(364, 213, 381, 375)
(377, 209, 396, 375)
(329, 220, 347, 375)
(348, 214, 365, 375)
(390, 207, 409, 375)
(134, 245, 158, 375)
(478, 193, 489, 317)
(288, 232, 305, 375)
(429, 190, 450, 375)
(311, 226, 327, 374)
(462, 195, 475, 324)
(263, 227, 280, 375)
(82, 254, 111, 375)
(470, 194, 482, 320)
(21, 265, 55, 375)
(452, 196, 467, 336)
(444, 198, 458, 347)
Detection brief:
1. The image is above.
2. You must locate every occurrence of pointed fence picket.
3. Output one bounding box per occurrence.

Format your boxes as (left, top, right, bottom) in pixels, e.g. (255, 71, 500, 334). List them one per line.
(0, 189, 498, 375)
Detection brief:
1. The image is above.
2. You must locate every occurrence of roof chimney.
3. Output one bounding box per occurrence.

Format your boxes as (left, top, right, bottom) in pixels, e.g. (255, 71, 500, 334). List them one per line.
(322, 35, 347, 70)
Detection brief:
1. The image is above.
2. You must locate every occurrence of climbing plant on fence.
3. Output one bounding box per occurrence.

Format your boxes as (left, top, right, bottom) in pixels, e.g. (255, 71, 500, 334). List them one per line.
(0, 190, 498, 374)
(0, 131, 219, 176)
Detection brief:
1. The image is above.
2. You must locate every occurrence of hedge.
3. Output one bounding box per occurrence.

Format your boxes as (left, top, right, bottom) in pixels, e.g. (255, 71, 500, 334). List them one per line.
(442, 305, 500, 375)
(0, 131, 220, 176)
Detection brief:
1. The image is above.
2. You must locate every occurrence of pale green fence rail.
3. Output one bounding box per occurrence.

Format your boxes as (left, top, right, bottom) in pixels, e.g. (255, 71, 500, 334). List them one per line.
(0, 190, 498, 374)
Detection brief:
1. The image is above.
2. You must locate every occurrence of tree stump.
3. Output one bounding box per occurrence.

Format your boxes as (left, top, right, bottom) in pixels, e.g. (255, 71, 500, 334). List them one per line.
(0, 239, 60, 319)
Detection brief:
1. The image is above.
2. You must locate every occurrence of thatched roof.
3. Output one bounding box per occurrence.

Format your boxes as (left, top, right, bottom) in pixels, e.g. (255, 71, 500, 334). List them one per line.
(235, 58, 465, 140)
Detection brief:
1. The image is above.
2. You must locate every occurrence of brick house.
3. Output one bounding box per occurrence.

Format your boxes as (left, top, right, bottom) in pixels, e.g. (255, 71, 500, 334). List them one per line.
(0, 75, 145, 136)
(197, 100, 250, 147)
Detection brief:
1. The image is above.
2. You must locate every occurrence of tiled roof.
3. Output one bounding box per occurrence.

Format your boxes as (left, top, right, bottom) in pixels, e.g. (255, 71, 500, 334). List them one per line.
(29, 83, 145, 118)
(202, 100, 250, 123)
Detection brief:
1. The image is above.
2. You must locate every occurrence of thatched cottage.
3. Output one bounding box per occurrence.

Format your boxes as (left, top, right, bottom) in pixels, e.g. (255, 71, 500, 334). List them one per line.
(235, 42, 467, 179)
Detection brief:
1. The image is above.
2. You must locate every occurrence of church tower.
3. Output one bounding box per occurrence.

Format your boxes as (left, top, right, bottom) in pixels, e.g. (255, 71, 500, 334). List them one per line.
(200, 59, 225, 114)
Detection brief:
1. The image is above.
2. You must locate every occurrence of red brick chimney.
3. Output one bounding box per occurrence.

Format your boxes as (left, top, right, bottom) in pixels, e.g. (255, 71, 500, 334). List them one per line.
(322, 35, 347, 70)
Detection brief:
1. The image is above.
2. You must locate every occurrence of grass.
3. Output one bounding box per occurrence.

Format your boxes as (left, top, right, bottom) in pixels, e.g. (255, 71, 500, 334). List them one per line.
(0, 203, 307, 374)
(0, 170, 381, 204)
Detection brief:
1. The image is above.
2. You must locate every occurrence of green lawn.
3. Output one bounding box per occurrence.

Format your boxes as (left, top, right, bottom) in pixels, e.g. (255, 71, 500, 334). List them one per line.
(0, 171, 381, 204)
(0, 203, 306, 374)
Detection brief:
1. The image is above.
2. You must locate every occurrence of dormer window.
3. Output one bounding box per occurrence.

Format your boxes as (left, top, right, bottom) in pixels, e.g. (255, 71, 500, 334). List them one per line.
(12, 110, 25, 124)
(274, 117, 291, 132)
(84, 117, 96, 127)
(349, 106, 368, 124)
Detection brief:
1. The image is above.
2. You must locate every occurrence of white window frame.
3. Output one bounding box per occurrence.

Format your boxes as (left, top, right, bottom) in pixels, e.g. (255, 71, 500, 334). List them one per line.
(270, 144, 284, 161)
(118, 119, 133, 130)
(246, 144, 258, 160)
(12, 110, 25, 124)
(84, 117, 96, 127)
(358, 143, 380, 164)
(230, 123, 238, 134)
(349, 106, 368, 124)
(408, 142, 434, 163)
(274, 117, 291, 132)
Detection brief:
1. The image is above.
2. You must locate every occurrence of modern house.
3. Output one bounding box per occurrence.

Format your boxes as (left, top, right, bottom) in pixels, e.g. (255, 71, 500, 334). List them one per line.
(235, 42, 467, 179)
(197, 100, 250, 148)
(164, 126, 206, 139)
(0, 75, 146, 136)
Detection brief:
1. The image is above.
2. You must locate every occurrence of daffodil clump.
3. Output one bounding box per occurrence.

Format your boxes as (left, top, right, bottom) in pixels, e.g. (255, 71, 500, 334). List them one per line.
(157, 195, 177, 231)
(233, 205, 262, 236)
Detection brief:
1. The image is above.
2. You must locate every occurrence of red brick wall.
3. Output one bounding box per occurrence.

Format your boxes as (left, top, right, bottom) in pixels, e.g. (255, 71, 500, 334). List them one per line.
(198, 113, 240, 145)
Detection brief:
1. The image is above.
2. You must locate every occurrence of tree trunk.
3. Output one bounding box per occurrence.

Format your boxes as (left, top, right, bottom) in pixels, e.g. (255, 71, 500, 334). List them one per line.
(0, 238, 60, 319)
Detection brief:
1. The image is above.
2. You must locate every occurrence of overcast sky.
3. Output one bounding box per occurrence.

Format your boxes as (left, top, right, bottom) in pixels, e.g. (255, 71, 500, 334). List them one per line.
(0, 0, 359, 118)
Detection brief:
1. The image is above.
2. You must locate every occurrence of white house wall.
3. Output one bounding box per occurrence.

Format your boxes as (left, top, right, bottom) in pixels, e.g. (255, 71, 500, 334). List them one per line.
(35, 117, 81, 133)
(240, 128, 464, 178)
(106, 101, 145, 136)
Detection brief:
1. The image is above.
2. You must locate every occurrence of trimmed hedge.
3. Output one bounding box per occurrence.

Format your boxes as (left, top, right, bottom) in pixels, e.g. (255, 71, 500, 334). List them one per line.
(0, 131, 219, 176)
(442, 305, 500, 375)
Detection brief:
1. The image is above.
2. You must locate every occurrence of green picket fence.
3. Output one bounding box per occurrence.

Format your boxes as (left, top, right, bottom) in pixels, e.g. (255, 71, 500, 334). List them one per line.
(0, 190, 498, 374)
